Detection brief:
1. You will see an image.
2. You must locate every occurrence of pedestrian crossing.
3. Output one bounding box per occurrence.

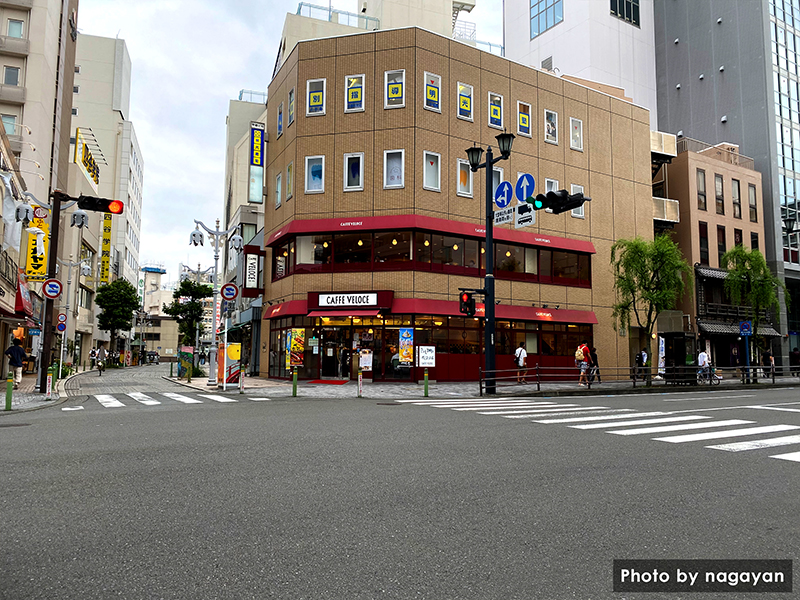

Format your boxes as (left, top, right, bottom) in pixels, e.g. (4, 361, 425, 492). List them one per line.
(397, 397, 800, 466)
(63, 392, 272, 410)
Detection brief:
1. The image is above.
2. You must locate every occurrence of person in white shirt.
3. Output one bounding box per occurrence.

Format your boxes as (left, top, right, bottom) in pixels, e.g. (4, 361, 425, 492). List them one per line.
(698, 349, 710, 381)
(514, 342, 527, 383)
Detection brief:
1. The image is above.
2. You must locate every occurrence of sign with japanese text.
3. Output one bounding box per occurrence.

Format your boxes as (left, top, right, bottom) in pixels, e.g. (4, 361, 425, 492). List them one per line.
(74, 128, 99, 193)
(417, 346, 436, 368)
(100, 213, 112, 283)
(25, 207, 49, 282)
(290, 328, 305, 367)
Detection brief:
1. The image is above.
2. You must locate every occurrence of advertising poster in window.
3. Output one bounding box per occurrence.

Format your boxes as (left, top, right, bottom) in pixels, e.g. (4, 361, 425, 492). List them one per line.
(399, 327, 413, 364)
(347, 76, 362, 111)
(425, 76, 439, 110)
(459, 92, 471, 118)
(387, 80, 403, 104)
(490, 99, 502, 127)
(386, 153, 403, 187)
(308, 84, 324, 114)
(290, 328, 305, 367)
(519, 108, 530, 136)
(307, 158, 324, 192)
(545, 109, 558, 144)
(570, 117, 583, 150)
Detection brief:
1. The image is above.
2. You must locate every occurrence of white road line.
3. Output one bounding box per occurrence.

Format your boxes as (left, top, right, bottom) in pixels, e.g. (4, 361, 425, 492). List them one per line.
(161, 392, 203, 404)
(95, 394, 125, 408)
(609, 419, 754, 436)
(451, 403, 560, 411)
(747, 405, 800, 413)
(417, 400, 555, 407)
(535, 412, 670, 424)
(501, 407, 610, 418)
(198, 394, 238, 403)
(655, 424, 800, 444)
(663, 394, 756, 402)
(61, 406, 84, 411)
(570, 415, 711, 430)
(127, 392, 161, 406)
(483, 406, 621, 416)
(707, 435, 800, 452)
(479, 404, 581, 415)
(249, 397, 272, 401)
(770, 451, 800, 462)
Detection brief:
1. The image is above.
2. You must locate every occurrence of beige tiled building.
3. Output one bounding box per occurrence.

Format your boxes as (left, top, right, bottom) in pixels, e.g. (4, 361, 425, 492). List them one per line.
(261, 27, 653, 382)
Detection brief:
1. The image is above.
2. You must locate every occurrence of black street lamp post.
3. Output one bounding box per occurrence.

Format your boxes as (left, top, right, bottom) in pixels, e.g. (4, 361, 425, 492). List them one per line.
(466, 132, 515, 395)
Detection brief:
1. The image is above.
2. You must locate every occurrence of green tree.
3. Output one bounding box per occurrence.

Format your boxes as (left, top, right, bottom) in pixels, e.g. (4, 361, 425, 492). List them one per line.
(162, 279, 213, 346)
(95, 279, 141, 354)
(721, 245, 787, 360)
(611, 235, 693, 385)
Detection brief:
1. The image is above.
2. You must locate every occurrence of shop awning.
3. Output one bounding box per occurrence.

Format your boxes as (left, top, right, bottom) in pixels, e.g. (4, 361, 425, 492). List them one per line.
(307, 310, 381, 318)
(698, 321, 781, 337)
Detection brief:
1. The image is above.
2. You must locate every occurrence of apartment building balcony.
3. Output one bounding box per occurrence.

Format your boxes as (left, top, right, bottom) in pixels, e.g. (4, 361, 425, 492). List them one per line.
(697, 301, 769, 322)
(76, 307, 94, 335)
(0, 35, 29, 57)
(0, 83, 26, 105)
(0, 0, 32, 8)
(653, 196, 679, 222)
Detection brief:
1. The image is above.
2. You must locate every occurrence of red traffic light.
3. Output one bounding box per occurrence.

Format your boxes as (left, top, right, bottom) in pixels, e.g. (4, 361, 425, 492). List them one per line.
(460, 292, 470, 303)
(108, 200, 124, 214)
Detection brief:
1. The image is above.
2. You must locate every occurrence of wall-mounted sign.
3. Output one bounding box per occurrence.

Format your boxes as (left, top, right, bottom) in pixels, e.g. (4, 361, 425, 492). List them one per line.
(74, 128, 99, 193)
(319, 293, 377, 307)
(244, 254, 259, 289)
(248, 122, 264, 204)
(100, 213, 112, 284)
(25, 207, 49, 282)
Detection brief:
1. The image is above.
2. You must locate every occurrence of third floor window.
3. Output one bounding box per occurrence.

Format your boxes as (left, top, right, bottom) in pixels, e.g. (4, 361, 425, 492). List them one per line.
(611, 0, 640, 26)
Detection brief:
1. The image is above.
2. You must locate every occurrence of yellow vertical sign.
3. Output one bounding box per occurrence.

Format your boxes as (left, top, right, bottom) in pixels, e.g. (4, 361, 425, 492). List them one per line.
(25, 209, 50, 282)
(100, 213, 112, 283)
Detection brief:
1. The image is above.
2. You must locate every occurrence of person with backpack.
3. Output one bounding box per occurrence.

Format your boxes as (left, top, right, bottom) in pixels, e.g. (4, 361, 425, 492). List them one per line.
(514, 342, 527, 383)
(576, 340, 590, 387)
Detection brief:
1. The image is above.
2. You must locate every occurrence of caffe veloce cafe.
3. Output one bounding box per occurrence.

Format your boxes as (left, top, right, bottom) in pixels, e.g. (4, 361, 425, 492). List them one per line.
(262, 215, 597, 382)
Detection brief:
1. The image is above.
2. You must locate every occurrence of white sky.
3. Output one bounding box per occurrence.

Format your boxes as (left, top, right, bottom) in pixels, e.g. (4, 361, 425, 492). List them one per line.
(77, 0, 504, 284)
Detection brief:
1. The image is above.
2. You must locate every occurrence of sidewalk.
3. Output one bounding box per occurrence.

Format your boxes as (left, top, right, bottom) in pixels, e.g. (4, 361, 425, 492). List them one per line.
(164, 371, 800, 400)
(0, 372, 63, 413)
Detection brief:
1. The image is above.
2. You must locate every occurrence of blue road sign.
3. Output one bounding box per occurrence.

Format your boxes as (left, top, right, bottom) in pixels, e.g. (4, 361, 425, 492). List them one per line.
(56, 322, 66, 332)
(494, 181, 513, 208)
(739, 320, 753, 336)
(515, 173, 535, 202)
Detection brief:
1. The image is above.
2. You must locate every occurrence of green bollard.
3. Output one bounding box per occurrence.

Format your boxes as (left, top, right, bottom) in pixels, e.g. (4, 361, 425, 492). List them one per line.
(292, 367, 298, 397)
(424, 368, 429, 398)
(187, 363, 192, 384)
(5, 371, 12, 411)
(170, 362, 173, 377)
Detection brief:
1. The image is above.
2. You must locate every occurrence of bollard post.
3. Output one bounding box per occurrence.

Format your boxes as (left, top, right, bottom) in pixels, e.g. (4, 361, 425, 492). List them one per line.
(187, 362, 192, 384)
(170, 362, 173, 378)
(46, 367, 53, 400)
(358, 367, 362, 398)
(239, 360, 244, 394)
(536, 364, 541, 392)
(5, 371, 12, 411)
(292, 366, 298, 397)
(424, 367, 429, 397)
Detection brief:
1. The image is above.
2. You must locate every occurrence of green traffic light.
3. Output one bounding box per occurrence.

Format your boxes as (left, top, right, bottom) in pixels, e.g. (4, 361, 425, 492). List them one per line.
(534, 199, 543, 209)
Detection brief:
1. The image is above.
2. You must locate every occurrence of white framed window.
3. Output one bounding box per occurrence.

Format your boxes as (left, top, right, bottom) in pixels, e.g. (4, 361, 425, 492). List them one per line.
(288, 89, 295, 126)
(383, 149, 405, 188)
(306, 78, 326, 116)
(286, 162, 294, 199)
(457, 82, 473, 121)
(423, 151, 441, 192)
(570, 184, 585, 218)
(570, 117, 583, 151)
(545, 178, 559, 213)
(492, 167, 503, 196)
(385, 70, 405, 109)
(457, 159, 473, 197)
(275, 172, 282, 209)
(345, 74, 365, 112)
(305, 155, 325, 193)
(424, 72, 441, 112)
(488, 92, 503, 129)
(544, 109, 558, 144)
(7, 20, 23, 38)
(277, 102, 283, 137)
(344, 152, 364, 191)
(517, 101, 531, 137)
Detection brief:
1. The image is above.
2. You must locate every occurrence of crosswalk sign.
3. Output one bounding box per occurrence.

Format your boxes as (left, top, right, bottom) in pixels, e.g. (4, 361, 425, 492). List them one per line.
(519, 112, 530, 135)
(426, 84, 439, 109)
(459, 94, 471, 118)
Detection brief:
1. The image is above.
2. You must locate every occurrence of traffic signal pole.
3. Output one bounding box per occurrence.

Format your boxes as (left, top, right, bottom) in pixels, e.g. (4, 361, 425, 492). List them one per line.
(483, 146, 497, 395)
(38, 194, 64, 394)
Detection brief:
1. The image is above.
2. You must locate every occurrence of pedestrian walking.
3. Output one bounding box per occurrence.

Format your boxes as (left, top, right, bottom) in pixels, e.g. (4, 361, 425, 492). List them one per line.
(199, 350, 206, 366)
(761, 348, 774, 379)
(4, 338, 27, 389)
(89, 347, 97, 369)
(639, 347, 648, 380)
(790, 347, 800, 377)
(576, 340, 590, 386)
(514, 342, 527, 383)
(588, 347, 601, 383)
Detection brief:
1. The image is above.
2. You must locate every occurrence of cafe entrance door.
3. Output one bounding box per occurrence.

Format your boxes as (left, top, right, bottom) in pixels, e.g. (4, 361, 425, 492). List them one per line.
(320, 327, 351, 379)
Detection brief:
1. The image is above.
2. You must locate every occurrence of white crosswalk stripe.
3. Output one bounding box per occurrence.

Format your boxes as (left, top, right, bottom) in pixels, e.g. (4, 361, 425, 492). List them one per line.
(609, 419, 754, 436)
(654, 424, 800, 444)
(96, 394, 125, 408)
(536, 412, 670, 424)
(127, 392, 161, 406)
(161, 392, 203, 404)
(770, 451, 800, 462)
(501, 406, 610, 418)
(707, 435, 800, 452)
(198, 394, 238, 403)
(570, 415, 710, 430)
(451, 403, 559, 411)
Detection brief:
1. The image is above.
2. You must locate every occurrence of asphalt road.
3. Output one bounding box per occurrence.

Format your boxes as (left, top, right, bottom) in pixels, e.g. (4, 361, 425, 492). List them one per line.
(1, 369, 798, 599)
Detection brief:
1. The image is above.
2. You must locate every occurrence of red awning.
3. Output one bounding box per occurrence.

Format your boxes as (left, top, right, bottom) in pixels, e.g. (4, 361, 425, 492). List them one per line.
(263, 299, 307, 319)
(391, 298, 597, 324)
(307, 310, 381, 318)
(265, 214, 596, 254)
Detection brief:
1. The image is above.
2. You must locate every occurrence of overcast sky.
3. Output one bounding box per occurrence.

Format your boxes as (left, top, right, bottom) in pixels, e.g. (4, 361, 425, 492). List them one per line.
(77, 0, 503, 285)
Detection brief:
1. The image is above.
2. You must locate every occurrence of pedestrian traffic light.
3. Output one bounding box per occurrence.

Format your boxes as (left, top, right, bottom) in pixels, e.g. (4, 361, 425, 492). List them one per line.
(76, 195, 124, 215)
(459, 291, 476, 316)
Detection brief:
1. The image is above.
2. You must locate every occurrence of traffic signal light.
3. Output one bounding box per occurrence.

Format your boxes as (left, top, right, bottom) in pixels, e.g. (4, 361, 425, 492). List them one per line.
(76, 195, 124, 214)
(459, 291, 476, 317)
(529, 190, 591, 214)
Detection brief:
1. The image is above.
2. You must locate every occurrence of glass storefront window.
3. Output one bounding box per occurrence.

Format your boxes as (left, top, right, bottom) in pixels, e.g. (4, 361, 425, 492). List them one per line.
(334, 233, 372, 266)
(496, 243, 524, 273)
(540, 250, 552, 280)
(414, 232, 431, 264)
(525, 248, 538, 275)
(443, 236, 464, 266)
(296, 235, 332, 269)
(553, 251, 578, 279)
(375, 231, 411, 264)
(465, 239, 480, 269)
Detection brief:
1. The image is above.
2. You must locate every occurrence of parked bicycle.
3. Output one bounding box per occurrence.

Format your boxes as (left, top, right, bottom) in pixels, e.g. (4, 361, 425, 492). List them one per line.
(697, 363, 721, 385)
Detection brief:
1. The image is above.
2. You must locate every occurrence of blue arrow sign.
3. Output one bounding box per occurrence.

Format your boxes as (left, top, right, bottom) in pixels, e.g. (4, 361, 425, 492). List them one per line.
(516, 173, 535, 202)
(494, 181, 513, 208)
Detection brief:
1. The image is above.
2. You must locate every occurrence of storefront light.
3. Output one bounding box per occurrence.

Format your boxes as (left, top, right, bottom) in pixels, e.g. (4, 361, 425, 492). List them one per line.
(424, 240, 430, 247)
(323, 241, 328, 248)
(480, 248, 485, 254)
(435, 321, 443, 326)
(453, 244, 458, 250)
(282, 251, 288, 257)
(505, 251, 511, 257)
(357, 239, 363, 246)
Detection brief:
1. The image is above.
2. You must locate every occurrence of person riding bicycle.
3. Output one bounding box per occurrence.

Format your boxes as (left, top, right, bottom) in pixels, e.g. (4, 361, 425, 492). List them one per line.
(96, 344, 107, 376)
(698, 348, 711, 382)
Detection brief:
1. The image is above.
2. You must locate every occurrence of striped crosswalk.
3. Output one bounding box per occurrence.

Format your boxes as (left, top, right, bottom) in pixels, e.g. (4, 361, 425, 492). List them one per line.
(62, 392, 273, 411)
(398, 397, 800, 466)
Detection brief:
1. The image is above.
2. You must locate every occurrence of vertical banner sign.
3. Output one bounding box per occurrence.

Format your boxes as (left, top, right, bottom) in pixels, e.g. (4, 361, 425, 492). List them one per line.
(100, 213, 112, 283)
(425, 77, 439, 110)
(399, 328, 414, 365)
(74, 128, 100, 193)
(290, 328, 305, 367)
(25, 206, 49, 282)
(248, 122, 264, 204)
(284, 330, 292, 370)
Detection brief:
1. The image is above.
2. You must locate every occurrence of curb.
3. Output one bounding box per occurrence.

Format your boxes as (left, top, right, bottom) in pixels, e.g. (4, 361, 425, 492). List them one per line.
(0, 370, 83, 414)
(487, 380, 799, 398)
